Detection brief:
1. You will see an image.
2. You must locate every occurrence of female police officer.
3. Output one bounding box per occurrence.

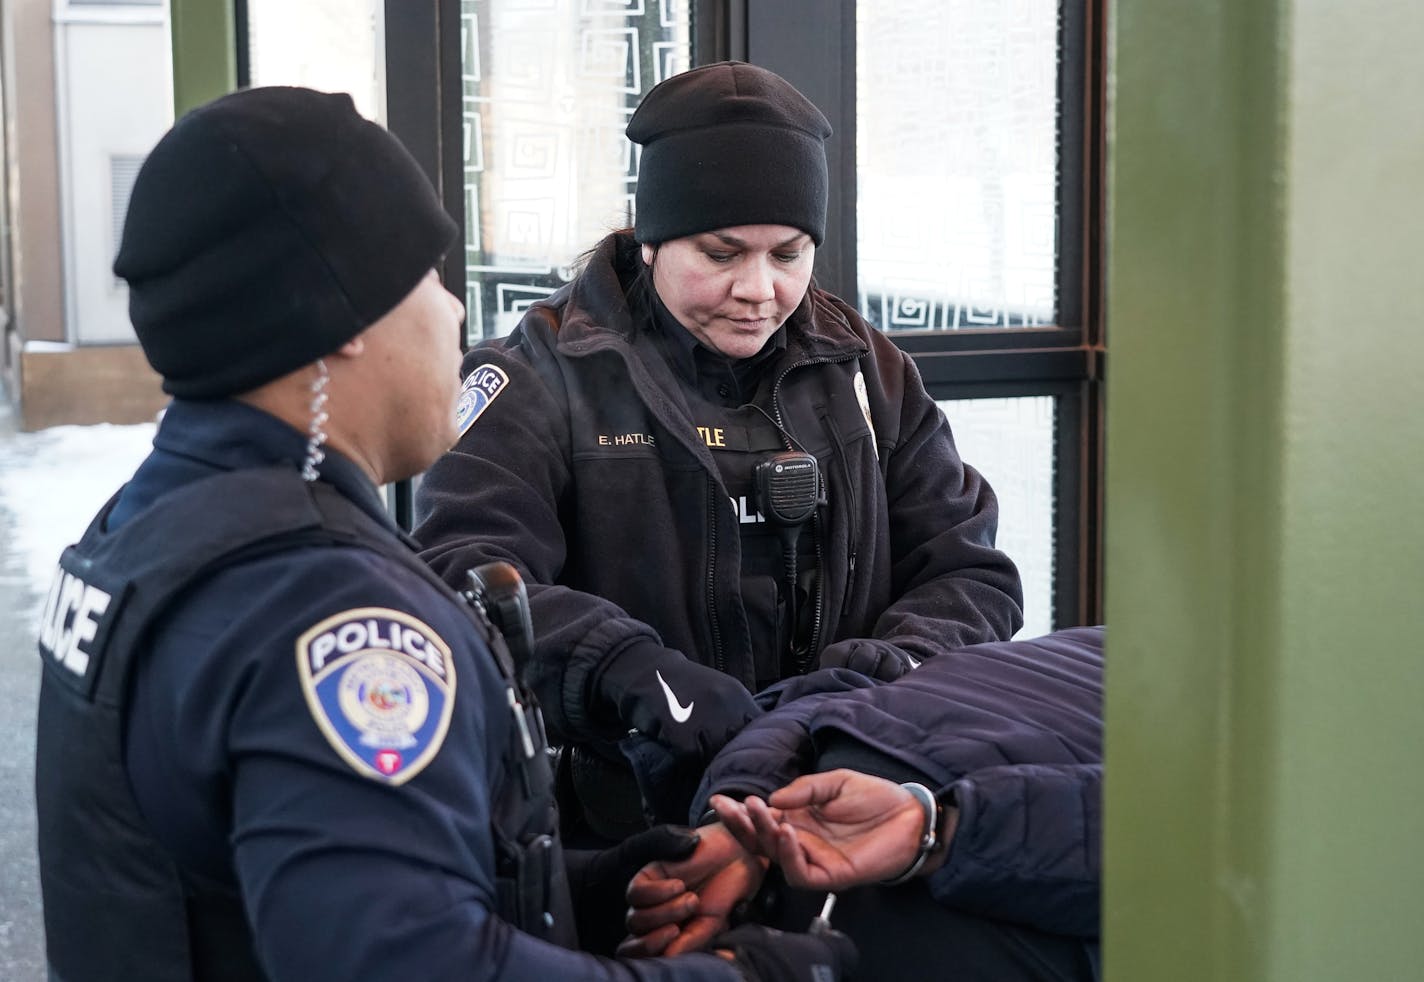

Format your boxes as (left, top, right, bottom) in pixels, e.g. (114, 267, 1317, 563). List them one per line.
(414, 62, 1024, 841)
(34, 86, 852, 982)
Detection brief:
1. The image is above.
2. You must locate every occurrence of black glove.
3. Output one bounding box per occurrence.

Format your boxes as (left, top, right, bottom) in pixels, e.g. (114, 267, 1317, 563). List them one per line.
(565, 824, 700, 955)
(816, 638, 918, 681)
(596, 643, 763, 762)
(620, 733, 705, 826)
(715, 924, 858, 982)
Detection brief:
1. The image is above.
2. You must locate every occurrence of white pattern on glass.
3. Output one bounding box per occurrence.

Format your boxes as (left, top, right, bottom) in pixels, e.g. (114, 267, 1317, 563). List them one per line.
(858, 0, 1059, 331)
(938, 397, 1056, 640)
(461, 0, 691, 341)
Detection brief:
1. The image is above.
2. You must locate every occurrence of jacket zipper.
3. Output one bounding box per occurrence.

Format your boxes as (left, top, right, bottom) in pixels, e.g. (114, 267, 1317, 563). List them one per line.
(705, 475, 725, 674)
(820, 408, 860, 617)
(772, 355, 856, 667)
(796, 513, 827, 673)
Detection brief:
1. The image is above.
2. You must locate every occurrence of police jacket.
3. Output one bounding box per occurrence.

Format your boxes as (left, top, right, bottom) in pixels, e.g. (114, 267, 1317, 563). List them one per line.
(414, 232, 1024, 796)
(695, 626, 1104, 940)
(34, 399, 737, 982)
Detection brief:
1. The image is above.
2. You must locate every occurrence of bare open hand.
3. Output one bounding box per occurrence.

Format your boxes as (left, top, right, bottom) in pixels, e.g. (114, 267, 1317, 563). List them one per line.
(710, 769, 953, 890)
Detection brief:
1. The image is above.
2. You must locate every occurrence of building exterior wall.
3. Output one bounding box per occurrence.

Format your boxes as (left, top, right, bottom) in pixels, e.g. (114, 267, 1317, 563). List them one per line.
(1268, 0, 1424, 975)
(6, 0, 65, 349)
(12, 339, 162, 429)
(55, 7, 172, 344)
(2, 0, 172, 429)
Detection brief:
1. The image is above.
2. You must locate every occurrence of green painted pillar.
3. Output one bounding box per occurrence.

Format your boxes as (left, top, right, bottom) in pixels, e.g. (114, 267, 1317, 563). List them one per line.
(169, 0, 236, 117)
(1105, 0, 1424, 978)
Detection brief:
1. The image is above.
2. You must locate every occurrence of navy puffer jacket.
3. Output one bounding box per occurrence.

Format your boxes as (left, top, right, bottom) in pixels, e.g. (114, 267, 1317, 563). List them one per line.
(694, 626, 1104, 939)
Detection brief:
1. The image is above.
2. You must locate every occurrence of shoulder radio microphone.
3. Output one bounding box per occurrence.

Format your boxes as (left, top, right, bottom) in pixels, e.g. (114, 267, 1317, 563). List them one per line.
(753, 451, 825, 671)
(753, 451, 823, 526)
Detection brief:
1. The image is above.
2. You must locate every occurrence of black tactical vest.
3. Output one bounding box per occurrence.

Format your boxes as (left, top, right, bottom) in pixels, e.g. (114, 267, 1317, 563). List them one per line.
(684, 393, 822, 687)
(35, 466, 571, 982)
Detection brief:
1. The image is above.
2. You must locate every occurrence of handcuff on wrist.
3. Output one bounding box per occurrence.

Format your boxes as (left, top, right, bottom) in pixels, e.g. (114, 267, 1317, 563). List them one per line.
(880, 782, 944, 886)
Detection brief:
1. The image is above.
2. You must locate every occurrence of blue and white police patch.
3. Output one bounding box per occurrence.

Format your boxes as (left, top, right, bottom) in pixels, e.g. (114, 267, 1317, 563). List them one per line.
(455, 364, 510, 437)
(296, 607, 456, 785)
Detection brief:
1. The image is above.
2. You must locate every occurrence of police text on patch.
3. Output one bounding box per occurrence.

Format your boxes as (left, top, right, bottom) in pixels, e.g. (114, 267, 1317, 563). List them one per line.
(304, 615, 448, 679)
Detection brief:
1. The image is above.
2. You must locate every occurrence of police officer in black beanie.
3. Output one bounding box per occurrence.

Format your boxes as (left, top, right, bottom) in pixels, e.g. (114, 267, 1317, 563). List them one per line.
(33, 85, 855, 982)
(415, 61, 1023, 845)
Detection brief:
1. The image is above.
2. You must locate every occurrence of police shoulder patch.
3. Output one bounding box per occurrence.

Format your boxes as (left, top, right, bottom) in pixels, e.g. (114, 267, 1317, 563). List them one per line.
(455, 364, 510, 437)
(296, 607, 456, 785)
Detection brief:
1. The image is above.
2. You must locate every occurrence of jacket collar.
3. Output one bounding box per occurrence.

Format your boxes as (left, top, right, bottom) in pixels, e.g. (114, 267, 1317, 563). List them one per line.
(126, 399, 398, 537)
(550, 231, 868, 363)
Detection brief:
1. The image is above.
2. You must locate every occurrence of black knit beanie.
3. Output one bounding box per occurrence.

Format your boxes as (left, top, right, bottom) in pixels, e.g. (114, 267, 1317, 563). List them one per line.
(627, 62, 832, 246)
(114, 86, 458, 400)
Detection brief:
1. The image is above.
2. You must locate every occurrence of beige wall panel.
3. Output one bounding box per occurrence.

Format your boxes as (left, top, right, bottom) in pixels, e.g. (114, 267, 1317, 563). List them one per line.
(8, 0, 64, 343)
(17, 343, 164, 430)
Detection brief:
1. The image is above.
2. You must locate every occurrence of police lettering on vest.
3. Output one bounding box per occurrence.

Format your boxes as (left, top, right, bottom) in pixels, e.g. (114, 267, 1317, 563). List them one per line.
(731, 495, 766, 524)
(39, 567, 110, 676)
(38, 555, 124, 698)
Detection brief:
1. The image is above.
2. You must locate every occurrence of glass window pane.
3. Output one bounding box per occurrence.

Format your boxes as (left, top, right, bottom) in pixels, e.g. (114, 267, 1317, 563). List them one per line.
(938, 396, 1055, 638)
(247, 0, 386, 123)
(459, 0, 692, 342)
(858, 1, 1059, 331)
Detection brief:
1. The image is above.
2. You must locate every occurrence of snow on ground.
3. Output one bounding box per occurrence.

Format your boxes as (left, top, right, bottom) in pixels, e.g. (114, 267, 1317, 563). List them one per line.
(0, 406, 157, 981)
(0, 413, 157, 621)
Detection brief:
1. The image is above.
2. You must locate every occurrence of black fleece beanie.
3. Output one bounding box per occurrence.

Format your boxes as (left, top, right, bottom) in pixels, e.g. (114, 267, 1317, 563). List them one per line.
(114, 86, 458, 400)
(627, 61, 832, 246)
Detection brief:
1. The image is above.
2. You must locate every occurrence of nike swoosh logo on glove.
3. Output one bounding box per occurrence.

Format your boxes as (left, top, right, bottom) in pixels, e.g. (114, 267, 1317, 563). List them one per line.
(656, 670, 695, 723)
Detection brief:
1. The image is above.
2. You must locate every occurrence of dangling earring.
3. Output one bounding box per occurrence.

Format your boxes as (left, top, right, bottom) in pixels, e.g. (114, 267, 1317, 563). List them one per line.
(300, 359, 330, 482)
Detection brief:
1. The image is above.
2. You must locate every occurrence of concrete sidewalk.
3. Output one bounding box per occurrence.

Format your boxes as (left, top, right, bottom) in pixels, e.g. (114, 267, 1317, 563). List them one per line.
(0, 395, 154, 981)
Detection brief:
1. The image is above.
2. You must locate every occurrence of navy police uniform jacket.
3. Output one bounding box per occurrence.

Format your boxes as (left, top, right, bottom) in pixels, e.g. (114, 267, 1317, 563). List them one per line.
(696, 626, 1105, 941)
(414, 231, 1024, 825)
(34, 399, 736, 982)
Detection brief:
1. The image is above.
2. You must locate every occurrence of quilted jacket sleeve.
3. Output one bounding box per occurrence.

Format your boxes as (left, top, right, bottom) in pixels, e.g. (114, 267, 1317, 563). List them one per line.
(694, 630, 1103, 939)
(932, 762, 1102, 938)
(689, 671, 882, 816)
